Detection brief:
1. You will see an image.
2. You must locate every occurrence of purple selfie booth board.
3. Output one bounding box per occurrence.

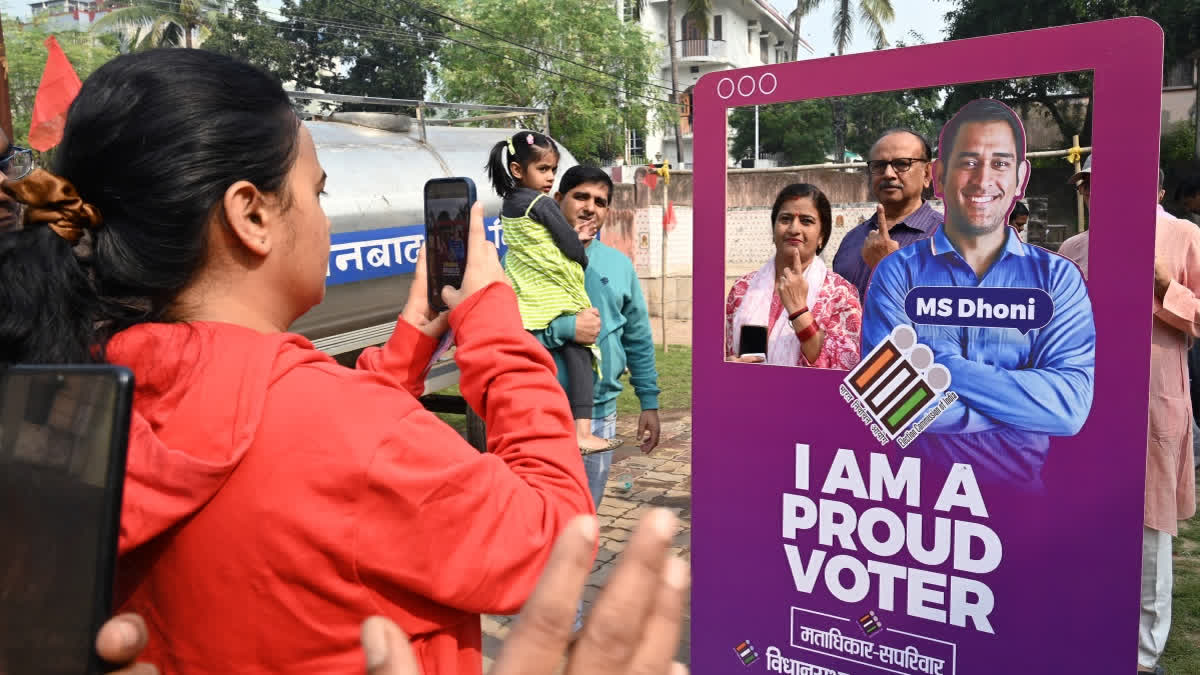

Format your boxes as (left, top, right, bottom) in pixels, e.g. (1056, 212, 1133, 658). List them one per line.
(692, 18, 1162, 675)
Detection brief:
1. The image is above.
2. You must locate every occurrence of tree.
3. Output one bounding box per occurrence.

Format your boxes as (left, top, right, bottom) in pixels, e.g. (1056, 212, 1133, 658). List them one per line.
(91, 0, 227, 49)
(7, 19, 120, 149)
(434, 0, 673, 165)
(943, 0, 1200, 150)
(1162, 119, 1197, 167)
(728, 101, 833, 166)
(791, 0, 895, 161)
(203, 0, 295, 75)
(282, 0, 440, 108)
(842, 88, 943, 159)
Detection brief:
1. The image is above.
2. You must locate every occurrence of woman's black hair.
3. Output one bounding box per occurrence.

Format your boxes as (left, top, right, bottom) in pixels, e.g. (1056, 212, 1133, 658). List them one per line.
(771, 183, 833, 255)
(485, 130, 559, 199)
(0, 48, 299, 365)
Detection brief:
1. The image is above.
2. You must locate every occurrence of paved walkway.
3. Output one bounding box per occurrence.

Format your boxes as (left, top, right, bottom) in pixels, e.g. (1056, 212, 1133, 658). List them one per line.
(481, 409, 694, 669)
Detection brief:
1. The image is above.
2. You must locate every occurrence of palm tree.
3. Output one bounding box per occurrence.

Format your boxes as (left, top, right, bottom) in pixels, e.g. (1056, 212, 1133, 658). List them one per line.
(790, 0, 894, 161)
(93, 0, 227, 50)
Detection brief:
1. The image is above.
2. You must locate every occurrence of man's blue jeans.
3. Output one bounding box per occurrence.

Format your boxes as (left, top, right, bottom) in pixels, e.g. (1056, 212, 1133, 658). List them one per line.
(574, 412, 618, 631)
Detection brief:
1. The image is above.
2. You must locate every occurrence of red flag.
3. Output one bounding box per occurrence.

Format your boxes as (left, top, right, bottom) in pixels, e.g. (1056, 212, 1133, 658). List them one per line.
(641, 170, 658, 190)
(28, 36, 83, 152)
(663, 200, 676, 231)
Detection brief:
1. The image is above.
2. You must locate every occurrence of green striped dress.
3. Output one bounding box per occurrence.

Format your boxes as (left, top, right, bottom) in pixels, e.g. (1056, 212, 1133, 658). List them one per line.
(502, 193, 602, 369)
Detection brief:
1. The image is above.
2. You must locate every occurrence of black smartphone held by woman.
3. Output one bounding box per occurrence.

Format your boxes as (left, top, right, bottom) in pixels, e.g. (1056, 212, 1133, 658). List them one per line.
(424, 177, 477, 312)
(738, 324, 768, 361)
(0, 365, 134, 675)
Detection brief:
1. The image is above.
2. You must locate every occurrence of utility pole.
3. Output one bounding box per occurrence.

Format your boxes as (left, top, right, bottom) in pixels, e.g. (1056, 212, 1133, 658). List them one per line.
(0, 14, 15, 142)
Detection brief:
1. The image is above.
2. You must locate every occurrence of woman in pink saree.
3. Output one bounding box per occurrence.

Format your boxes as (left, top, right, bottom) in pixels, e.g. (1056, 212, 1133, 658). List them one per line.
(725, 183, 862, 370)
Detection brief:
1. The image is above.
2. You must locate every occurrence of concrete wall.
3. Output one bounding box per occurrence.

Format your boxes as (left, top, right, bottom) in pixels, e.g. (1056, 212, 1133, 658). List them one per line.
(613, 167, 871, 210)
(1162, 87, 1197, 127)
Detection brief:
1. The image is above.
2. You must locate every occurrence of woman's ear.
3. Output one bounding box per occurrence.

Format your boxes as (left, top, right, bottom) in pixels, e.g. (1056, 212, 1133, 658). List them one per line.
(222, 180, 272, 257)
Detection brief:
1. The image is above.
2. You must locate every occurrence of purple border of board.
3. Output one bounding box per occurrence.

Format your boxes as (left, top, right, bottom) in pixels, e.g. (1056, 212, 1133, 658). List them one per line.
(690, 15, 1165, 671)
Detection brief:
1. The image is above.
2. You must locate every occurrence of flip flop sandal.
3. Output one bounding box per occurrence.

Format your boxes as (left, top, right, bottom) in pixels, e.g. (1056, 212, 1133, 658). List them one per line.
(580, 437, 624, 456)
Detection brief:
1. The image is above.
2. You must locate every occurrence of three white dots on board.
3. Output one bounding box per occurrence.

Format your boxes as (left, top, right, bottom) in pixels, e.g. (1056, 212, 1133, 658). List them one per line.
(716, 72, 778, 100)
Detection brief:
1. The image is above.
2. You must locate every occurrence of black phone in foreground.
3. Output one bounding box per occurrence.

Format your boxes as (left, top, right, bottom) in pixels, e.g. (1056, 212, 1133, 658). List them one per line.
(0, 365, 134, 675)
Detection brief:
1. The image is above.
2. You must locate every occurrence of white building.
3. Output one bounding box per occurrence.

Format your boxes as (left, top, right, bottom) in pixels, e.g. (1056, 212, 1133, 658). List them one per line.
(622, 0, 807, 169)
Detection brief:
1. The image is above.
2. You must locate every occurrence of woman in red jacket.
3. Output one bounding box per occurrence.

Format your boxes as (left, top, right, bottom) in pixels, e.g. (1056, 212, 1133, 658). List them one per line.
(0, 49, 593, 674)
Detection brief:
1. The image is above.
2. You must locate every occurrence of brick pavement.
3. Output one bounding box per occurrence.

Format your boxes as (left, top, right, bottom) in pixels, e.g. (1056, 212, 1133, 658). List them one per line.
(481, 409, 693, 670)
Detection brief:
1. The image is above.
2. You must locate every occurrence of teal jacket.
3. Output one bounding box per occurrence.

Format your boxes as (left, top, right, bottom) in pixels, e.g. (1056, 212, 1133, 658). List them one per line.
(533, 239, 660, 418)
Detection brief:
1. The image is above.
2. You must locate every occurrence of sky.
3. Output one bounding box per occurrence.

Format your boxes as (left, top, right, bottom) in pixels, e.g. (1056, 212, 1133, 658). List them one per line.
(5, 0, 951, 50)
(769, 0, 951, 57)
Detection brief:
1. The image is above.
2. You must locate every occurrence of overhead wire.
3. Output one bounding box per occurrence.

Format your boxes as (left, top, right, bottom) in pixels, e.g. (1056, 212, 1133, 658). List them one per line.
(342, 0, 679, 107)
(134, 0, 680, 100)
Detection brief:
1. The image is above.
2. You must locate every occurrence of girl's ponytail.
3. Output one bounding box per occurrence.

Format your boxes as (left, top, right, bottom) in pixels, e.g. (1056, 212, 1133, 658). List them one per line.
(486, 139, 516, 198)
(486, 131, 559, 198)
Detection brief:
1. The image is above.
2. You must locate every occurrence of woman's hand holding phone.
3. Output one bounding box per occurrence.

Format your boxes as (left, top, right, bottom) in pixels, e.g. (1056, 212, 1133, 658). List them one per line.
(440, 201, 510, 311)
(400, 243, 452, 338)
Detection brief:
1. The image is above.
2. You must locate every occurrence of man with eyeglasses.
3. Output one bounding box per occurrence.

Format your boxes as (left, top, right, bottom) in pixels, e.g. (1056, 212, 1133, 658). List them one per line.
(861, 98, 1096, 493)
(0, 127, 34, 231)
(832, 128, 943, 301)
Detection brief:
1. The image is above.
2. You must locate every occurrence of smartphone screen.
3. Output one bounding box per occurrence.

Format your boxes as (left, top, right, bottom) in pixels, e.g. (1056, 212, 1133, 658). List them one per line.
(0, 366, 133, 675)
(739, 324, 768, 358)
(424, 178, 476, 312)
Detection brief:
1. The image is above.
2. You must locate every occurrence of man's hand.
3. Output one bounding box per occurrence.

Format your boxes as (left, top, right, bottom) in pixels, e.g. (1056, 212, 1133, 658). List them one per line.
(637, 409, 661, 454)
(861, 206, 899, 269)
(95, 613, 158, 675)
(575, 308, 602, 344)
(361, 512, 689, 675)
(1154, 256, 1172, 301)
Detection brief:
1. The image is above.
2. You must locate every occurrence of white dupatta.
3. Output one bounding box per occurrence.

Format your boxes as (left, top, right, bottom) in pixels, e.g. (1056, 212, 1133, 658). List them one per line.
(730, 255, 827, 366)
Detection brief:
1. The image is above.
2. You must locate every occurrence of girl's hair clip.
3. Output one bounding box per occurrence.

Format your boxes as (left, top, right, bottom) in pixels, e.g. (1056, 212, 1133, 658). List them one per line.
(526, 133, 534, 145)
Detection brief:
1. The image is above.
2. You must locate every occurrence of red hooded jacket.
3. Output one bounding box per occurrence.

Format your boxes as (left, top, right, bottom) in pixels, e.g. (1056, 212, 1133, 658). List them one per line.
(106, 283, 594, 674)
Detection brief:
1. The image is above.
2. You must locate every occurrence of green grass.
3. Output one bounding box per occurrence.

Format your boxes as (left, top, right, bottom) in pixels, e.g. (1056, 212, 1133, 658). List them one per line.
(616, 345, 692, 415)
(431, 346, 694, 434)
(1162, 480, 1200, 672)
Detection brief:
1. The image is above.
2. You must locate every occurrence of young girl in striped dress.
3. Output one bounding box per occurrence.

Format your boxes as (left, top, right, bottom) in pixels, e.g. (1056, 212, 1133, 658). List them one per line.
(486, 131, 621, 453)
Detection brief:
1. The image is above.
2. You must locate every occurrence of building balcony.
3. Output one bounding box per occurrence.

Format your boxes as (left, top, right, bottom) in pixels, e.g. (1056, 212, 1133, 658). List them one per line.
(661, 39, 730, 69)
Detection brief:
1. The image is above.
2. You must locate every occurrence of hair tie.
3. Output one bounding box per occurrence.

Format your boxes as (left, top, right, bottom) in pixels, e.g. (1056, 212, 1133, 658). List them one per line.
(507, 138, 517, 155)
(2, 168, 103, 243)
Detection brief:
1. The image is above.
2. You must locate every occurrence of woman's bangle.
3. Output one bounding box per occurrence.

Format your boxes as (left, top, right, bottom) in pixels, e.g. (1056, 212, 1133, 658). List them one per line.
(795, 321, 819, 342)
(787, 307, 809, 322)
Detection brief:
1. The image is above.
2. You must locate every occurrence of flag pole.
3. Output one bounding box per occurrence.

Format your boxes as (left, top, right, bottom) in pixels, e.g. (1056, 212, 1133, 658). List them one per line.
(0, 15, 15, 141)
(661, 171, 669, 354)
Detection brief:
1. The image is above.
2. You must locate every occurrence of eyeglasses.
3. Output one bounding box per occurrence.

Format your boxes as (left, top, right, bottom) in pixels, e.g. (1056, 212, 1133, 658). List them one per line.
(0, 146, 33, 181)
(866, 158, 928, 176)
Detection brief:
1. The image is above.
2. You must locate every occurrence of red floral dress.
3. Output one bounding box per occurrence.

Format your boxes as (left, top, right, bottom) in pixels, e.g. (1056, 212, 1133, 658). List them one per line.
(725, 271, 863, 370)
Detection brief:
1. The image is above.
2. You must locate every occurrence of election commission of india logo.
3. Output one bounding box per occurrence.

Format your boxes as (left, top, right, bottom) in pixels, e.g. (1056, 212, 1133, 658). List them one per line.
(840, 325, 957, 447)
